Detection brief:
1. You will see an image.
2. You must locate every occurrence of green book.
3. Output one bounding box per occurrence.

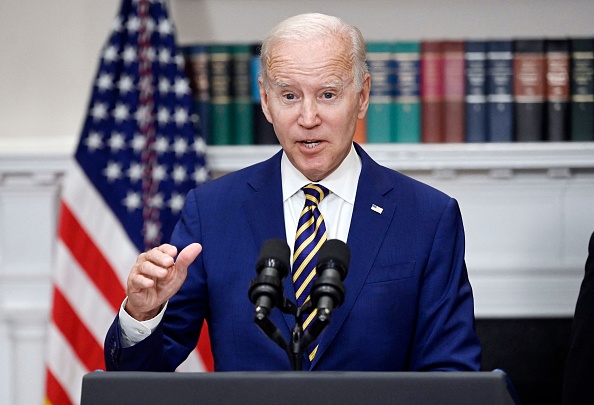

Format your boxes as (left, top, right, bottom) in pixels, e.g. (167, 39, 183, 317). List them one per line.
(208, 44, 233, 145)
(392, 41, 421, 143)
(231, 44, 254, 145)
(366, 42, 393, 143)
(570, 38, 594, 141)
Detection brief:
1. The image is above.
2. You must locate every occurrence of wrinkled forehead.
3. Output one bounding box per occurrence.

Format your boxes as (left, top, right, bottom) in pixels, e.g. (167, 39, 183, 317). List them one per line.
(265, 36, 355, 83)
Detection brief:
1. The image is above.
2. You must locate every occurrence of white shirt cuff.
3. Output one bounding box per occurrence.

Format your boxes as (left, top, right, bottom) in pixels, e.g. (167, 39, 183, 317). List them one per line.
(118, 297, 168, 347)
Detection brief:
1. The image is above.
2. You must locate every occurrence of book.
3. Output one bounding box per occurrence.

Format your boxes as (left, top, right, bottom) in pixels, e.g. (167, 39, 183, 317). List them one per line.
(545, 39, 570, 142)
(570, 38, 594, 141)
(442, 40, 465, 143)
(208, 44, 233, 145)
(421, 40, 444, 143)
(353, 118, 367, 144)
(230, 44, 254, 145)
(392, 41, 421, 143)
(464, 40, 488, 143)
(250, 44, 278, 145)
(486, 40, 514, 142)
(182, 44, 211, 144)
(513, 39, 546, 142)
(366, 42, 394, 143)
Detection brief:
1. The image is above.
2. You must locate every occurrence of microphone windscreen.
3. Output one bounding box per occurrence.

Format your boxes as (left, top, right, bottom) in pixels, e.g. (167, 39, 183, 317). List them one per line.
(317, 239, 350, 276)
(257, 238, 291, 274)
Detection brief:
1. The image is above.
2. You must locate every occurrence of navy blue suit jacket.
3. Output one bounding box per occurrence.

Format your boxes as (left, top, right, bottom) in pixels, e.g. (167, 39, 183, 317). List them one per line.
(105, 143, 481, 372)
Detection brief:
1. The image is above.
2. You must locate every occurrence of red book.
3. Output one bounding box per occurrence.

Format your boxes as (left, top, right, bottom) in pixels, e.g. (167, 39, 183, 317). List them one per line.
(442, 40, 466, 142)
(421, 40, 444, 143)
(513, 39, 546, 142)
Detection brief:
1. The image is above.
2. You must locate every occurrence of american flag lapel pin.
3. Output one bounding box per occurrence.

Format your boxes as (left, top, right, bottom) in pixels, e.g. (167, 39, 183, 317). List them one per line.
(371, 204, 383, 214)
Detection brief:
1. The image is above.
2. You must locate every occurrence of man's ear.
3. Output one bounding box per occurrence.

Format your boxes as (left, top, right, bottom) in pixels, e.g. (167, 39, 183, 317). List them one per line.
(357, 73, 371, 120)
(259, 78, 273, 124)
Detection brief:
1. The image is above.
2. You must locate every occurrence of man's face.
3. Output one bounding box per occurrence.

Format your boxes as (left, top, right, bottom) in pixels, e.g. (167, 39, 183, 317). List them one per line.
(260, 35, 370, 182)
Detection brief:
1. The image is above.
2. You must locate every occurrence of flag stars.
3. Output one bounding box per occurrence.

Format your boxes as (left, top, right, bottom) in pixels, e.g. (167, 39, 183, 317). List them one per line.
(130, 133, 146, 153)
(173, 107, 189, 126)
(157, 18, 173, 36)
(157, 107, 170, 125)
(84, 131, 103, 152)
(193, 137, 207, 154)
(172, 137, 188, 155)
(113, 103, 130, 123)
(168, 193, 185, 214)
(158, 47, 172, 65)
(135, 105, 150, 127)
(108, 131, 126, 152)
(96, 73, 113, 91)
(122, 46, 137, 64)
(158, 78, 170, 94)
(122, 191, 142, 211)
(173, 77, 190, 97)
(172, 164, 188, 183)
(103, 45, 119, 63)
(126, 16, 141, 33)
(103, 161, 123, 182)
(90, 102, 108, 121)
(118, 75, 134, 94)
(193, 165, 209, 184)
(127, 162, 144, 182)
(153, 136, 170, 154)
(152, 164, 168, 182)
(144, 220, 161, 244)
(149, 192, 165, 209)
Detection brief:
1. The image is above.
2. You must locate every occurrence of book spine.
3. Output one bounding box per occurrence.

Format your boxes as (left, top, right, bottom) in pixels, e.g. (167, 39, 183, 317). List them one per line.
(464, 40, 488, 143)
(366, 42, 394, 143)
(231, 44, 254, 145)
(250, 44, 278, 145)
(486, 40, 514, 142)
(182, 44, 211, 144)
(570, 38, 594, 141)
(421, 40, 444, 143)
(545, 39, 570, 142)
(513, 39, 546, 142)
(442, 40, 466, 143)
(209, 44, 233, 145)
(392, 41, 421, 143)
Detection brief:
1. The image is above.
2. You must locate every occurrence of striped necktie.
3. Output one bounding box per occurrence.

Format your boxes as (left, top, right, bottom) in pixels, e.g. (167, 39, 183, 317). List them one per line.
(292, 183, 330, 361)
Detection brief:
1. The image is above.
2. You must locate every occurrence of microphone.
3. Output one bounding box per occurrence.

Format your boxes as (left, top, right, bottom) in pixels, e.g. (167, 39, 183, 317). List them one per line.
(310, 239, 350, 321)
(248, 239, 290, 318)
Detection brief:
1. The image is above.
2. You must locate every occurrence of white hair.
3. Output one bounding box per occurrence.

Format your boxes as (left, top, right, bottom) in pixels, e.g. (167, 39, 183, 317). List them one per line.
(259, 13, 368, 91)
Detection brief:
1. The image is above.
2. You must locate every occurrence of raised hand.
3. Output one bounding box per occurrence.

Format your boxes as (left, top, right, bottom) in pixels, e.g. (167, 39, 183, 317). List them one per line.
(125, 243, 202, 321)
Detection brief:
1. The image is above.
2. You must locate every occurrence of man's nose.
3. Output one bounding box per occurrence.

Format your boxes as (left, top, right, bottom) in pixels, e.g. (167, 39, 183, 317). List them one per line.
(298, 98, 322, 128)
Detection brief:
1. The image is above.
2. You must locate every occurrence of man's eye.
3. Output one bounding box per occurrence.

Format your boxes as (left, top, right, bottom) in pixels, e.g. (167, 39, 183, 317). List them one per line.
(323, 92, 334, 99)
(284, 94, 295, 100)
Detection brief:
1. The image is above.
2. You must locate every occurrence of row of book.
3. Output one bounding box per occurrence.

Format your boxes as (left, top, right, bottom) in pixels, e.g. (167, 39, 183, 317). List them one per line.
(181, 37, 594, 145)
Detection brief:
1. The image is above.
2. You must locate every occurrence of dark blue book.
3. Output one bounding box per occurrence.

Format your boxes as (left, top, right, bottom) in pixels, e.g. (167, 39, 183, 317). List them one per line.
(250, 43, 278, 145)
(486, 40, 514, 142)
(545, 39, 570, 141)
(464, 40, 488, 142)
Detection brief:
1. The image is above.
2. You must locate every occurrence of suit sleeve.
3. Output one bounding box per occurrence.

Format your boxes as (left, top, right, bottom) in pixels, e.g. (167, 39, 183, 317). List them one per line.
(104, 189, 208, 371)
(409, 198, 481, 371)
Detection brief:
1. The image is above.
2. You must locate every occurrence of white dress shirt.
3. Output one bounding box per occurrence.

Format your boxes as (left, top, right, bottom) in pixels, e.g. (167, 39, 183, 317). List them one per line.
(119, 144, 362, 346)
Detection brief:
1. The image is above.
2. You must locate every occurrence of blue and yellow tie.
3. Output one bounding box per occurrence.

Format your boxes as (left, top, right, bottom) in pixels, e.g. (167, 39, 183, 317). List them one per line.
(292, 183, 330, 361)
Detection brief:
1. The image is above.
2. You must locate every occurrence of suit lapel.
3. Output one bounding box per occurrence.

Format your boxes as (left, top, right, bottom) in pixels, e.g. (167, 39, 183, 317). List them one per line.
(242, 151, 297, 335)
(310, 145, 396, 369)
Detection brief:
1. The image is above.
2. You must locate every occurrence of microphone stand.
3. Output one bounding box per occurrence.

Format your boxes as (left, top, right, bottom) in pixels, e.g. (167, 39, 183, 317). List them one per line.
(253, 298, 331, 371)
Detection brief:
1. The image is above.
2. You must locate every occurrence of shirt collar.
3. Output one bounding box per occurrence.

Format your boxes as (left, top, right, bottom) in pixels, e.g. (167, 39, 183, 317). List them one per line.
(281, 144, 361, 204)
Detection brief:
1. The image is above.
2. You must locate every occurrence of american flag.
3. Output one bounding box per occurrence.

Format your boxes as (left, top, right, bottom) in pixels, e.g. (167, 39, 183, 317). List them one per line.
(44, 1, 213, 403)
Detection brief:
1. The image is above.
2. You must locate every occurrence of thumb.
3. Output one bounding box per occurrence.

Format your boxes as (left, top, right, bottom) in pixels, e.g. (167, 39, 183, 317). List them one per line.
(175, 243, 202, 271)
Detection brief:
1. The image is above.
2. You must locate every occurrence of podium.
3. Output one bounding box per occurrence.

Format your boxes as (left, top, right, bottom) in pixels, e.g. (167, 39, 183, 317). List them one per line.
(81, 371, 521, 404)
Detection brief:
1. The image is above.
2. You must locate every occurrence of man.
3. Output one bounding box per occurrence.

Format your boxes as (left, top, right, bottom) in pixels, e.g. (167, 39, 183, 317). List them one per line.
(562, 231, 594, 404)
(105, 13, 481, 372)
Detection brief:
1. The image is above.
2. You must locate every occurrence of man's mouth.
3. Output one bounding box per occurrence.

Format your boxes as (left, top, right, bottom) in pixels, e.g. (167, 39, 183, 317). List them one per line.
(302, 140, 321, 148)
